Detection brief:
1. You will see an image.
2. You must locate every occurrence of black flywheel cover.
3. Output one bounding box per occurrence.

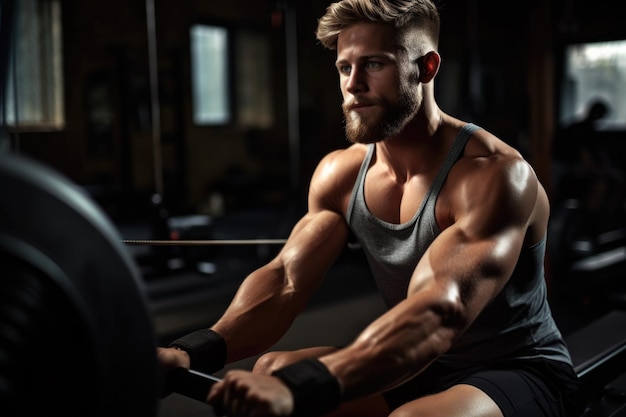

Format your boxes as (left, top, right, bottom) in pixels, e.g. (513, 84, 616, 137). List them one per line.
(0, 154, 159, 417)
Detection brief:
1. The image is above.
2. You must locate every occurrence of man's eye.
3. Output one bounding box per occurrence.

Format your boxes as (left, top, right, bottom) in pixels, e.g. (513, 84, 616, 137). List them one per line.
(338, 65, 351, 75)
(366, 61, 382, 70)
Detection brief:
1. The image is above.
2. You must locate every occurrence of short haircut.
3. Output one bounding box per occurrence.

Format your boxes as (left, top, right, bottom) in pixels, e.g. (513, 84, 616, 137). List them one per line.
(316, 0, 440, 50)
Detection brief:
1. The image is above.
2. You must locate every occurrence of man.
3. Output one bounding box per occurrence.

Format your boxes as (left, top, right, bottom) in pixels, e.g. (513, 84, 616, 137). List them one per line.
(159, 1, 580, 416)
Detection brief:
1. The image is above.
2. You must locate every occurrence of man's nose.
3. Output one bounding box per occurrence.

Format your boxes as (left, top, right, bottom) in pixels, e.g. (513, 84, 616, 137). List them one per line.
(345, 69, 366, 94)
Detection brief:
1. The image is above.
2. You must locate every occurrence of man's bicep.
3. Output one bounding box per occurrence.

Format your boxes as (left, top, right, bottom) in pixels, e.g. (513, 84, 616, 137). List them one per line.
(436, 161, 534, 285)
(410, 173, 531, 322)
(405, 225, 520, 336)
(463, 156, 540, 239)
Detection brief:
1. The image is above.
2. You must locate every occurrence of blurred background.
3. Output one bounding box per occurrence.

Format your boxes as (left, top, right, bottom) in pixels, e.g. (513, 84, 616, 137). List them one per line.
(1, 1, 625, 412)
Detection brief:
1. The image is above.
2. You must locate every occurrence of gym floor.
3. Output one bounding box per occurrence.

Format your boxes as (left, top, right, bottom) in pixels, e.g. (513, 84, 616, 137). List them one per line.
(124, 209, 626, 417)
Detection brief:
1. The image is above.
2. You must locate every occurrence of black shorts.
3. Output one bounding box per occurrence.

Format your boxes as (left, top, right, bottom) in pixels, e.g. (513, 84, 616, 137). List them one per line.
(382, 359, 582, 417)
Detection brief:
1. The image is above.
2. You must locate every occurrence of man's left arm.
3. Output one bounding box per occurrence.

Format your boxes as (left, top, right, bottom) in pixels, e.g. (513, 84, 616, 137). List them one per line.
(320, 155, 541, 400)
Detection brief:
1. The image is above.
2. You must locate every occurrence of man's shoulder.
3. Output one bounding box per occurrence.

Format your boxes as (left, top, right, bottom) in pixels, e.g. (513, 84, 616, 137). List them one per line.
(310, 144, 370, 213)
(459, 125, 523, 162)
(448, 127, 536, 201)
(317, 144, 370, 174)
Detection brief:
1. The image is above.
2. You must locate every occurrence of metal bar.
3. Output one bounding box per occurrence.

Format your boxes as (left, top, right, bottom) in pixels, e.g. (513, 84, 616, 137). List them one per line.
(123, 239, 287, 246)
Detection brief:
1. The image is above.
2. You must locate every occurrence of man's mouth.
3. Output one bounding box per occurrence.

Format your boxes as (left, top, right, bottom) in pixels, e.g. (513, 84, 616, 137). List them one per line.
(346, 101, 376, 112)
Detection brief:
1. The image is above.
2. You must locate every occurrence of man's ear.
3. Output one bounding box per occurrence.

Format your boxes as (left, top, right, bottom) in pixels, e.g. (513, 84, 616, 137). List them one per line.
(417, 51, 440, 83)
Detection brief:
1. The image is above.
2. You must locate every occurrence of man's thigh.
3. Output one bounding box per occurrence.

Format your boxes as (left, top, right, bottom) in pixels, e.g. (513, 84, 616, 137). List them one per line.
(461, 368, 566, 417)
(388, 367, 566, 417)
(323, 382, 502, 417)
(389, 384, 503, 417)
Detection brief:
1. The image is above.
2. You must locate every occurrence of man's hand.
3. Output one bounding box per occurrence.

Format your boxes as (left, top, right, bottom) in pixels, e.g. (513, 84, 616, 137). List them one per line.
(207, 370, 294, 416)
(157, 347, 192, 398)
(157, 346, 191, 371)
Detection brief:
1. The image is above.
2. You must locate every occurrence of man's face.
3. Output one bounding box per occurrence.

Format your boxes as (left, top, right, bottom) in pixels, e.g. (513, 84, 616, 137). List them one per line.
(336, 22, 420, 144)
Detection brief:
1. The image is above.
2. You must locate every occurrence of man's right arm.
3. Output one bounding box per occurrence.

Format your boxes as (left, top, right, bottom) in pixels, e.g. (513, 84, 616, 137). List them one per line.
(211, 208, 350, 363)
(159, 148, 358, 372)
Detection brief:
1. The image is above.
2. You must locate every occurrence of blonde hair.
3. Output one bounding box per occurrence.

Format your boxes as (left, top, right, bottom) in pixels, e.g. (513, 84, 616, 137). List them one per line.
(316, 0, 440, 50)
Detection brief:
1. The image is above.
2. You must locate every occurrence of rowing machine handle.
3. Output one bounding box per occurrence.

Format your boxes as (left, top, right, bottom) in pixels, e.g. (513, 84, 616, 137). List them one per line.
(166, 367, 221, 403)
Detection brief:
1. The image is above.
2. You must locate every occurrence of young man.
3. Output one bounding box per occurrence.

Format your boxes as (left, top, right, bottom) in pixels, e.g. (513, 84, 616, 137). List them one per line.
(159, 1, 580, 416)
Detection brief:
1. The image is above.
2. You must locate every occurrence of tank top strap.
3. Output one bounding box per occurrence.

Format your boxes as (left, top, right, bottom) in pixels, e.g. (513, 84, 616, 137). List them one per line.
(346, 144, 375, 224)
(420, 123, 481, 215)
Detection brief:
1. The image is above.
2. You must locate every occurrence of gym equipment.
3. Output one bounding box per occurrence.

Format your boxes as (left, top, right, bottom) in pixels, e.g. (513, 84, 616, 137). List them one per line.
(124, 239, 287, 246)
(566, 310, 626, 415)
(0, 153, 161, 416)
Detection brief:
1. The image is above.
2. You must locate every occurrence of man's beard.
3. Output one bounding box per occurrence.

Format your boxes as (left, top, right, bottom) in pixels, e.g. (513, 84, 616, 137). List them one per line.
(343, 85, 419, 144)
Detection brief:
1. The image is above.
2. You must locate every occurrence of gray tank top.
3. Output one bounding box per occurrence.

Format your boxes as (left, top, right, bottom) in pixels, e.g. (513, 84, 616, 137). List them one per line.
(346, 123, 572, 365)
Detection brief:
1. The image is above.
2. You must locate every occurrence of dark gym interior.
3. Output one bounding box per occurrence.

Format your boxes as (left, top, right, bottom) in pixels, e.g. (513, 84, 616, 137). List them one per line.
(1, 0, 626, 416)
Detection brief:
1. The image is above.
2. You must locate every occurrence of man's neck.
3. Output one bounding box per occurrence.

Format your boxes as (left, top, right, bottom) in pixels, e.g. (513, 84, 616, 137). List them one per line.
(374, 109, 452, 177)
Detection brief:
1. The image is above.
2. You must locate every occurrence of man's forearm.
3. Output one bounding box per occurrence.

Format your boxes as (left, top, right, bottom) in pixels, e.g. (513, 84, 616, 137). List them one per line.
(212, 263, 306, 363)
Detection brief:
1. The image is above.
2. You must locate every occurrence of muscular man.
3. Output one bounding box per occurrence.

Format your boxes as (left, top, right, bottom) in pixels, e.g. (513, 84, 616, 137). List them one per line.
(159, 1, 580, 416)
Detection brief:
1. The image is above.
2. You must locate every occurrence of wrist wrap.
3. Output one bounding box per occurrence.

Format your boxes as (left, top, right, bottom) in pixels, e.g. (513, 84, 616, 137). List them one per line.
(168, 329, 226, 374)
(272, 358, 341, 417)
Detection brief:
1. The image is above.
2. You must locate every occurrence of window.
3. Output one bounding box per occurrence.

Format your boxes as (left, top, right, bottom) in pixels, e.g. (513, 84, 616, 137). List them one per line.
(560, 39, 626, 130)
(2, 0, 64, 129)
(190, 24, 230, 125)
(235, 30, 273, 129)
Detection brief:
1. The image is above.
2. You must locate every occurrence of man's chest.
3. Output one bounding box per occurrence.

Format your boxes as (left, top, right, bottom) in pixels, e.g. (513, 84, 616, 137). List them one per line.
(362, 171, 452, 225)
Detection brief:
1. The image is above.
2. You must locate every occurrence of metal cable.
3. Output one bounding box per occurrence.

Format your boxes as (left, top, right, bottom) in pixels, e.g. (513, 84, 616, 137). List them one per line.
(123, 239, 287, 246)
